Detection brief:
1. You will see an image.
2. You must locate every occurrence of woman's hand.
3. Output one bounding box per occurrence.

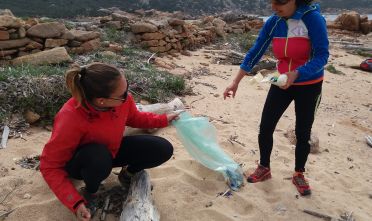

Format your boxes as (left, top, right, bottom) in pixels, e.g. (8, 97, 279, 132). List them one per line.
(280, 71, 299, 89)
(76, 203, 91, 221)
(223, 81, 239, 99)
(166, 112, 181, 123)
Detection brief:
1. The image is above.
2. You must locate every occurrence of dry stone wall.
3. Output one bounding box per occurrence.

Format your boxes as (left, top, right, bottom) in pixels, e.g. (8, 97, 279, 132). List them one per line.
(99, 9, 264, 55)
(0, 10, 101, 65)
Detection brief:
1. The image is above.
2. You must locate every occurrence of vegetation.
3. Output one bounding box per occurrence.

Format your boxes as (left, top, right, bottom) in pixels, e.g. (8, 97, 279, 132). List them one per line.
(326, 64, 345, 75)
(0, 48, 189, 125)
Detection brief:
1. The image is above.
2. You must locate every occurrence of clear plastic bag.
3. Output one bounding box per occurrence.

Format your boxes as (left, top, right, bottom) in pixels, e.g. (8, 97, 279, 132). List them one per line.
(172, 112, 244, 190)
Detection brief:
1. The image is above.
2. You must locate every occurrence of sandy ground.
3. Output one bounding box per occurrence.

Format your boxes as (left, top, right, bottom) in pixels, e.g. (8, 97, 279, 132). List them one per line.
(1, 38, 372, 221)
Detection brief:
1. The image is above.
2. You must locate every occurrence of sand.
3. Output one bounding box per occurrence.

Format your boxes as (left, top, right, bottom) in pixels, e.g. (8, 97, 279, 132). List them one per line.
(1, 36, 372, 221)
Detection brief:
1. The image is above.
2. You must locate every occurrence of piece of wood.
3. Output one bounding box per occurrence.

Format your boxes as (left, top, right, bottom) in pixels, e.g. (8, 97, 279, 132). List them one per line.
(120, 170, 160, 221)
(1, 125, 10, 149)
(303, 209, 334, 221)
(342, 45, 372, 51)
(100, 195, 110, 221)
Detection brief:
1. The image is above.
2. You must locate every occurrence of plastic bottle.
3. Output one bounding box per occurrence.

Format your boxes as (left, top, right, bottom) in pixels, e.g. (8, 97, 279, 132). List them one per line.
(270, 74, 288, 86)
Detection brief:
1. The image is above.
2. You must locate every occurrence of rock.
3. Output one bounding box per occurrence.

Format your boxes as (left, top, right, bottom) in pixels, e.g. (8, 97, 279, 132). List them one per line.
(140, 40, 159, 47)
(18, 27, 26, 38)
(81, 38, 101, 52)
(131, 22, 158, 33)
(0, 49, 17, 58)
(112, 13, 130, 23)
(26, 22, 66, 38)
(106, 21, 122, 30)
(0, 30, 10, 40)
(141, 32, 166, 40)
(12, 47, 72, 65)
(24, 110, 40, 124)
(61, 31, 75, 40)
(44, 38, 68, 48)
(0, 9, 14, 16)
(335, 11, 361, 31)
(69, 29, 100, 42)
(26, 41, 44, 50)
(168, 18, 185, 26)
(23, 193, 32, 199)
(0, 15, 23, 28)
(0, 38, 31, 50)
(360, 21, 372, 34)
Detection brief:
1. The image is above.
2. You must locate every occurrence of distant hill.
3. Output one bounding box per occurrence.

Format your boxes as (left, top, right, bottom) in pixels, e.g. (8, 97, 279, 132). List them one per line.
(1, 0, 371, 18)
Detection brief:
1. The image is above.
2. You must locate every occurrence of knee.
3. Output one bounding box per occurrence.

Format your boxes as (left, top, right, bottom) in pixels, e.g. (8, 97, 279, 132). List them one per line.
(156, 137, 174, 161)
(79, 143, 112, 172)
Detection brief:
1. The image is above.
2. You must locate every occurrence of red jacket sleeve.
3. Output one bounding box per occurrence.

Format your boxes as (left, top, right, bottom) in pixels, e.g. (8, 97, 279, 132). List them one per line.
(126, 95, 169, 128)
(40, 109, 85, 213)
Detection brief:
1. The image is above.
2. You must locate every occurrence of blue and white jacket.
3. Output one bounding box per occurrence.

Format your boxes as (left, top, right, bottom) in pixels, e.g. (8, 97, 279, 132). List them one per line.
(240, 4, 329, 85)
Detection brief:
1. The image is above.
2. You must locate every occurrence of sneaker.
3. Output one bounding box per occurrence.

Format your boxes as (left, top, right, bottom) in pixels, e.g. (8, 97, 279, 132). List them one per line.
(81, 188, 98, 217)
(292, 172, 311, 196)
(246, 164, 271, 183)
(118, 167, 134, 189)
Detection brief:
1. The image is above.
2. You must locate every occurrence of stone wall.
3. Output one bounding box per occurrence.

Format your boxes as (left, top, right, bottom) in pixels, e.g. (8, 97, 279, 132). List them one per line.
(99, 9, 264, 55)
(0, 10, 101, 65)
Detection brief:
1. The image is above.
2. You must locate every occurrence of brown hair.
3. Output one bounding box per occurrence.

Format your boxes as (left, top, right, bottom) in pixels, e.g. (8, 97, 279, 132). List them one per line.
(65, 62, 122, 107)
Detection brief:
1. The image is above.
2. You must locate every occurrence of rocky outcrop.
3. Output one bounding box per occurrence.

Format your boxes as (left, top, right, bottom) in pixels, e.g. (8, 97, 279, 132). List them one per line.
(330, 11, 372, 34)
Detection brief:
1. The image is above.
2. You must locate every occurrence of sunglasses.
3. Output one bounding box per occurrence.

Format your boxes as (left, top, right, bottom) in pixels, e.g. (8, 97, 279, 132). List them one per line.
(272, 0, 290, 5)
(107, 79, 129, 102)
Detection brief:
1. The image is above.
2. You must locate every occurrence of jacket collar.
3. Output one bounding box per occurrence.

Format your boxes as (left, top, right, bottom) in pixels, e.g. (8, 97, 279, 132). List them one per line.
(290, 3, 320, 20)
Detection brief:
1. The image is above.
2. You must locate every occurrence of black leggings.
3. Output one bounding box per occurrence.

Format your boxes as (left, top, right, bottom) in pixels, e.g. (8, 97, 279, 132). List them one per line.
(65, 135, 173, 193)
(259, 82, 322, 172)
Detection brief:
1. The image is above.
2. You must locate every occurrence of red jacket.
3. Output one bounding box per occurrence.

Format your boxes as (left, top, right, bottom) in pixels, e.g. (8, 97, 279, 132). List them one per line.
(40, 95, 168, 213)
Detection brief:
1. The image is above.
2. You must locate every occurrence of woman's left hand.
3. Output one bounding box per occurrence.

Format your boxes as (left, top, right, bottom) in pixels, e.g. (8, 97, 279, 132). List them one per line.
(166, 112, 181, 123)
(280, 71, 299, 90)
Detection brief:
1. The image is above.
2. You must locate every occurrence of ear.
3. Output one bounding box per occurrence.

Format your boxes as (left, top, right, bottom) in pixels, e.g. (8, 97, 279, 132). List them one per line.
(94, 98, 106, 106)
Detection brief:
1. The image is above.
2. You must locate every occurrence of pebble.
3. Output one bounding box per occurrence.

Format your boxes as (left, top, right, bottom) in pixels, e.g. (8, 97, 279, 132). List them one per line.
(23, 193, 32, 199)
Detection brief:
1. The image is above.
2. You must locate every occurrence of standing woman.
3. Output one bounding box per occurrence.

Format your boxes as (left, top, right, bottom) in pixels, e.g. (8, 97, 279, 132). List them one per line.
(224, 0, 329, 196)
(40, 63, 179, 221)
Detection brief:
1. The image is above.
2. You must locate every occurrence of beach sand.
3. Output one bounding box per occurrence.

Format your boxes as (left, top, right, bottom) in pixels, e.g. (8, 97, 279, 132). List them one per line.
(1, 38, 372, 221)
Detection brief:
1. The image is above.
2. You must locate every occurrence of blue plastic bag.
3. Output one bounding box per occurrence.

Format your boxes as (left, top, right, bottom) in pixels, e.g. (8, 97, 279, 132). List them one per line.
(172, 112, 244, 190)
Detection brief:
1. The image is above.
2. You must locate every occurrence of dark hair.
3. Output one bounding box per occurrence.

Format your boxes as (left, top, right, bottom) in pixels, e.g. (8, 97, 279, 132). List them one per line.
(295, 0, 313, 6)
(65, 62, 122, 107)
(273, 0, 313, 6)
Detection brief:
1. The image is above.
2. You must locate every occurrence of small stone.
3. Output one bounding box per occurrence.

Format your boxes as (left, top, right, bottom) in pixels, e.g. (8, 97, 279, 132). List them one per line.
(23, 193, 32, 199)
(205, 201, 213, 208)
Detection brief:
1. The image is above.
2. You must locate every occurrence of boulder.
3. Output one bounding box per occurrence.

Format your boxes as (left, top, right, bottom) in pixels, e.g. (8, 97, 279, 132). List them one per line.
(131, 22, 158, 33)
(360, 21, 372, 34)
(45, 38, 69, 48)
(0, 30, 10, 40)
(26, 22, 66, 38)
(335, 11, 360, 31)
(69, 30, 100, 42)
(0, 15, 23, 28)
(0, 9, 14, 17)
(12, 47, 72, 65)
(0, 38, 31, 50)
(0, 49, 17, 58)
(141, 32, 166, 40)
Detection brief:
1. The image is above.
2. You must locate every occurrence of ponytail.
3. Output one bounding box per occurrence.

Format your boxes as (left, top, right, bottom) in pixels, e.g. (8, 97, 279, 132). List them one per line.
(65, 64, 86, 107)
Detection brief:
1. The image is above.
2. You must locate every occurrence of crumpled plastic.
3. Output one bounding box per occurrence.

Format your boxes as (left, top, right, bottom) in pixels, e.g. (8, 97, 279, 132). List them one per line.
(172, 112, 244, 190)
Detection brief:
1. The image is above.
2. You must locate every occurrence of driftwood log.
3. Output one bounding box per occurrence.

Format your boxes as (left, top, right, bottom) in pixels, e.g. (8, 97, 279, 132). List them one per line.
(120, 170, 160, 221)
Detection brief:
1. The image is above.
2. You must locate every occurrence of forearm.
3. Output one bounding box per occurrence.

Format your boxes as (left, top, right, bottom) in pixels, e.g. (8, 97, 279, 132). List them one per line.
(233, 69, 251, 84)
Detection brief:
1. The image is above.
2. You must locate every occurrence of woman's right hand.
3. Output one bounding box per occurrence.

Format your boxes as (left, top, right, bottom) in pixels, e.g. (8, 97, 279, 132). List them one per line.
(76, 203, 91, 221)
(223, 81, 239, 100)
